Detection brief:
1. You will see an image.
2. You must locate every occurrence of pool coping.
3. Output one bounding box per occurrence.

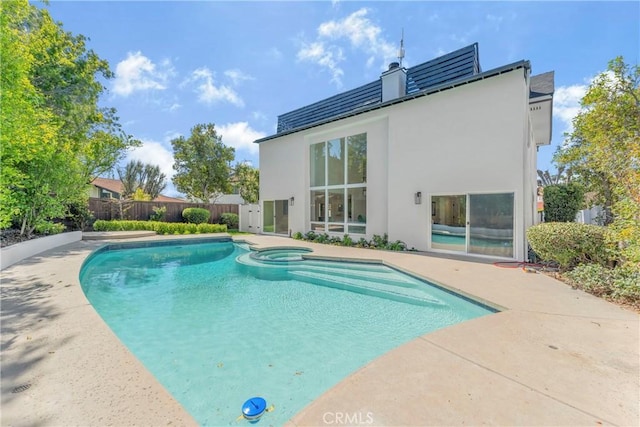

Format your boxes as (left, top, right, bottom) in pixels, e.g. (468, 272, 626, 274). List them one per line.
(1, 234, 638, 426)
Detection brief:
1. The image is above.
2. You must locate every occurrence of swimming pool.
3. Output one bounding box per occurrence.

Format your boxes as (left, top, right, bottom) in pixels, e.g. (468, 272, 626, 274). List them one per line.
(80, 238, 495, 425)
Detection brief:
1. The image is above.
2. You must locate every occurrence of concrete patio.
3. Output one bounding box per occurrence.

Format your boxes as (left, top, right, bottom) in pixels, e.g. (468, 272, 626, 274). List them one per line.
(1, 234, 638, 426)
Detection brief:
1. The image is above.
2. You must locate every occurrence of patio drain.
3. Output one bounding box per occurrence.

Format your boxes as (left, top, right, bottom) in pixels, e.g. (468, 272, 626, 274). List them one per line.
(12, 383, 31, 393)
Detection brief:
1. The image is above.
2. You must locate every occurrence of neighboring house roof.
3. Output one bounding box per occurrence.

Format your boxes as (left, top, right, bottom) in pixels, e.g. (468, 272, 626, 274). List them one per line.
(92, 177, 123, 195)
(530, 71, 555, 98)
(152, 194, 187, 203)
(91, 177, 184, 202)
(255, 58, 531, 144)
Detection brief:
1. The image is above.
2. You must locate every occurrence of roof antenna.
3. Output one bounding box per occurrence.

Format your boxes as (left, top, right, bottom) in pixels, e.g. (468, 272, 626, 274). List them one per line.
(397, 28, 405, 67)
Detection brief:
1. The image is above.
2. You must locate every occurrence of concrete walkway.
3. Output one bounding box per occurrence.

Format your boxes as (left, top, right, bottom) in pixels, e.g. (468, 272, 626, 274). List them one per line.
(1, 234, 638, 426)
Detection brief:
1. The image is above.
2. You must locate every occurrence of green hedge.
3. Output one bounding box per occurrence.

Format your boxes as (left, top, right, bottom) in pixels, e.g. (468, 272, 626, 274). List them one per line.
(182, 207, 211, 224)
(93, 220, 226, 234)
(526, 222, 610, 269)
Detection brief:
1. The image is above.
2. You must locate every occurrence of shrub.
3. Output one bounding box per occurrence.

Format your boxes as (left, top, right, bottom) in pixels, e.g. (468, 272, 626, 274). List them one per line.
(304, 231, 317, 241)
(182, 208, 210, 224)
(150, 206, 167, 222)
(386, 240, 407, 251)
(92, 220, 226, 234)
(196, 223, 227, 234)
(526, 222, 610, 269)
(314, 233, 329, 244)
(220, 213, 239, 229)
(370, 233, 388, 249)
(565, 263, 640, 306)
(292, 231, 303, 240)
(543, 183, 584, 222)
(342, 234, 353, 246)
(36, 221, 65, 235)
(67, 201, 95, 231)
(355, 238, 369, 248)
(329, 235, 342, 245)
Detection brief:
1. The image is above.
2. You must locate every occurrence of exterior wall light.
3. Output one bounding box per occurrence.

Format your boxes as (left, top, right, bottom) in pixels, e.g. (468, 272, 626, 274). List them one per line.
(415, 191, 422, 205)
(290, 196, 295, 206)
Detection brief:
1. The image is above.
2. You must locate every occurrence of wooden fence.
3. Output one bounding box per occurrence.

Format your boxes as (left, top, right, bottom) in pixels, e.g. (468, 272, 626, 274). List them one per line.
(89, 198, 239, 223)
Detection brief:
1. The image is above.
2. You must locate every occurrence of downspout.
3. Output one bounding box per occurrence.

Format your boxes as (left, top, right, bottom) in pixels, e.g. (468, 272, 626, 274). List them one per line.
(523, 67, 532, 262)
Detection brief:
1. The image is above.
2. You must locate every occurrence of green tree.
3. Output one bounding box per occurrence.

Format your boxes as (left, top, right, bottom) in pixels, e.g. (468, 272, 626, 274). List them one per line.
(555, 57, 639, 225)
(234, 162, 259, 204)
(27, 5, 139, 181)
(0, 0, 136, 236)
(117, 160, 167, 200)
(171, 124, 235, 203)
(0, 0, 76, 235)
(555, 57, 639, 263)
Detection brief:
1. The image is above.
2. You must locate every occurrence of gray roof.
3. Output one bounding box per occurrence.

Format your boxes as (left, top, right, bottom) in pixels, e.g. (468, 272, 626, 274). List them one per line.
(275, 43, 481, 134)
(256, 59, 530, 144)
(530, 71, 555, 98)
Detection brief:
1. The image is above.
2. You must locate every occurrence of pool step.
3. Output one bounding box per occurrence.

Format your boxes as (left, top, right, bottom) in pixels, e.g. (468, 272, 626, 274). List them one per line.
(289, 270, 445, 308)
(295, 263, 420, 288)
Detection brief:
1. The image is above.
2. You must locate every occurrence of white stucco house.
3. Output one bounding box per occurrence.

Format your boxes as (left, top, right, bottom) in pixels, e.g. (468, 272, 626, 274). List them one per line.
(255, 43, 554, 261)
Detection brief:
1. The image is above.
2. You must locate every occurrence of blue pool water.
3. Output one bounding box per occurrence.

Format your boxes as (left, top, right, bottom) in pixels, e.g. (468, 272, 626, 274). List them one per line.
(80, 239, 495, 426)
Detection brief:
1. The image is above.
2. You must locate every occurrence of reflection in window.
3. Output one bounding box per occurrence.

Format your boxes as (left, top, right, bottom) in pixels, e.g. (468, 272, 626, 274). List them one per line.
(469, 193, 514, 257)
(328, 189, 345, 224)
(310, 143, 326, 187)
(309, 133, 366, 234)
(431, 195, 466, 252)
(327, 138, 345, 185)
(310, 190, 325, 222)
(347, 133, 367, 184)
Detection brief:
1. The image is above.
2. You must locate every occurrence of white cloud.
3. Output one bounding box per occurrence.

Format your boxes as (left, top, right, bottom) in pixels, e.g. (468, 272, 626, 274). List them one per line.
(112, 51, 173, 96)
(553, 84, 587, 129)
(224, 69, 255, 86)
(318, 8, 396, 63)
(182, 67, 244, 107)
(297, 8, 397, 88)
(297, 41, 345, 88)
(217, 122, 266, 155)
(126, 139, 176, 182)
(167, 103, 182, 112)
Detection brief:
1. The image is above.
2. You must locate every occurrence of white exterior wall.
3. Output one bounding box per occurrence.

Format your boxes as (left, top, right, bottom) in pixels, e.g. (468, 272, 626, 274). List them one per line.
(260, 115, 389, 238)
(259, 68, 535, 260)
(385, 70, 530, 259)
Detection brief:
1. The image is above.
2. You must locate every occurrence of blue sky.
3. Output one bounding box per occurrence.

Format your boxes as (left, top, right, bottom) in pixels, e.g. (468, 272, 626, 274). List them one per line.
(43, 1, 639, 196)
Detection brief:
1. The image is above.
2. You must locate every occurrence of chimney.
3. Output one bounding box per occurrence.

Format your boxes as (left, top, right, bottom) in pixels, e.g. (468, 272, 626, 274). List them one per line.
(381, 62, 406, 102)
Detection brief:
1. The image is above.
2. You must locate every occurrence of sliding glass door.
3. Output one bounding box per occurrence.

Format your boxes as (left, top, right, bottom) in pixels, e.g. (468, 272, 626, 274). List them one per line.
(263, 200, 289, 235)
(431, 193, 514, 258)
(469, 193, 514, 257)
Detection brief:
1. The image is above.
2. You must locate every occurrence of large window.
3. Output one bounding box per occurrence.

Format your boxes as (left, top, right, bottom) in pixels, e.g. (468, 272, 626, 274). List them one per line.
(310, 133, 366, 234)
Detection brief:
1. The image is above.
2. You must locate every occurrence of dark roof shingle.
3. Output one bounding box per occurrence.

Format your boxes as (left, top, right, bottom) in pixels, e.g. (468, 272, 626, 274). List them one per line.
(530, 71, 555, 98)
